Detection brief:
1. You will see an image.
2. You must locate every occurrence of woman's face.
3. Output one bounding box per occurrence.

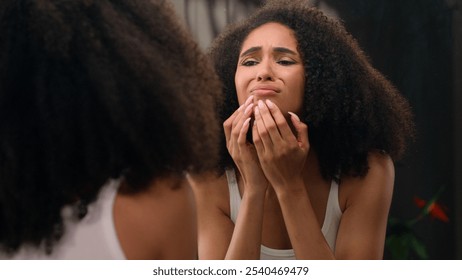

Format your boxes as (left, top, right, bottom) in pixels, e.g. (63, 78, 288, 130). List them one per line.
(235, 22, 305, 116)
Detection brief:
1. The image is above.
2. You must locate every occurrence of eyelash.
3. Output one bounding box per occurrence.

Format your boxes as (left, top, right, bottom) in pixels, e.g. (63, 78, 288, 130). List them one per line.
(277, 60, 296, 66)
(241, 59, 296, 66)
(242, 60, 258, 66)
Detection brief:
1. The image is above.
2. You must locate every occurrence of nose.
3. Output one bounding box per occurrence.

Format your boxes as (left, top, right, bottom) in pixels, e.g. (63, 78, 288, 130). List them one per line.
(256, 60, 274, 81)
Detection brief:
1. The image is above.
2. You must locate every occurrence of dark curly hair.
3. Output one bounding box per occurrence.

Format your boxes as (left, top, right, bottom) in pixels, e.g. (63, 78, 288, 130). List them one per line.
(209, 0, 415, 180)
(0, 0, 222, 253)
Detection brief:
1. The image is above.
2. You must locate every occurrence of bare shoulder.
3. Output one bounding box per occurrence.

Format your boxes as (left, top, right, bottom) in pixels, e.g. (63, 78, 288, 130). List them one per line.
(114, 177, 197, 259)
(187, 171, 229, 193)
(335, 151, 396, 259)
(367, 150, 395, 179)
(187, 171, 235, 259)
(187, 171, 231, 215)
(341, 151, 395, 208)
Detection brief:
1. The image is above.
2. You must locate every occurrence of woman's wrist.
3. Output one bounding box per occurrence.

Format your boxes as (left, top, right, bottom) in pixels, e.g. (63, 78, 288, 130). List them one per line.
(273, 177, 307, 200)
(242, 182, 268, 198)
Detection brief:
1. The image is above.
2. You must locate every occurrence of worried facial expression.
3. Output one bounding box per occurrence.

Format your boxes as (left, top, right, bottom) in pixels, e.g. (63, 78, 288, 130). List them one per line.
(235, 22, 305, 116)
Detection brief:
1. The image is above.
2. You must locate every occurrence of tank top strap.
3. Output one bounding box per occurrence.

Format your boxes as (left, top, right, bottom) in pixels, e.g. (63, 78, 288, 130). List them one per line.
(225, 168, 241, 223)
(321, 180, 342, 250)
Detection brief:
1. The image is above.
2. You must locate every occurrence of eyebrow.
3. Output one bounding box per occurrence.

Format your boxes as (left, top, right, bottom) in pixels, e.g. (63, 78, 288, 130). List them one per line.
(240, 46, 261, 58)
(239, 46, 298, 58)
(273, 47, 298, 56)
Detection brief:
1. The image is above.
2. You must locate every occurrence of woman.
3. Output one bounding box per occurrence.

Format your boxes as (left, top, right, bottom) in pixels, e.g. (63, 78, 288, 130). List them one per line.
(0, 0, 221, 259)
(190, 0, 415, 259)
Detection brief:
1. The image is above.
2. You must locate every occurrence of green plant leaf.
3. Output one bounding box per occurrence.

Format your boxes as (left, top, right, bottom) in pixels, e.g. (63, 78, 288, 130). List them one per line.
(386, 234, 410, 259)
(409, 235, 428, 259)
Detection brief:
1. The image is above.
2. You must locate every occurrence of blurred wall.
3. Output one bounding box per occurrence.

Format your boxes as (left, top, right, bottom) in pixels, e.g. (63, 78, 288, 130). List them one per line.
(172, 0, 262, 49)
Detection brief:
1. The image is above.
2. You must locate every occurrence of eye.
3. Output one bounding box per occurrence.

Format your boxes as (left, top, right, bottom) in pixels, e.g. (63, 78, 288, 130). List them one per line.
(241, 59, 259, 66)
(277, 59, 296, 66)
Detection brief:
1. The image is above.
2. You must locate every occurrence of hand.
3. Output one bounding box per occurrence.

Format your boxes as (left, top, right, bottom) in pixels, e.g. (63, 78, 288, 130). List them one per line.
(252, 99, 309, 194)
(223, 96, 268, 195)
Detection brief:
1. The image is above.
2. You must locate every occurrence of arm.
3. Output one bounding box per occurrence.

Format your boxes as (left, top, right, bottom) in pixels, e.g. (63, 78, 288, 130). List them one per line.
(253, 100, 393, 259)
(253, 99, 334, 259)
(190, 96, 268, 259)
(275, 154, 394, 260)
(276, 180, 335, 259)
(222, 96, 268, 259)
(334, 152, 394, 259)
(188, 173, 235, 259)
(280, 152, 394, 259)
(188, 172, 265, 259)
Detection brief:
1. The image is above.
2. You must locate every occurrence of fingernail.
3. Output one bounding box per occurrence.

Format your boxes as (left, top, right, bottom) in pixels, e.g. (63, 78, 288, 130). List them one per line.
(245, 95, 253, 106)
(244, 104, 253, 115)
(254, 106, 260, 116)
(258, 100, 265, 109)
(238, 104, 244, 111)
(265, 99, 274, 109)
(243, 117, 251, 127)
(288, 111, 300, 122)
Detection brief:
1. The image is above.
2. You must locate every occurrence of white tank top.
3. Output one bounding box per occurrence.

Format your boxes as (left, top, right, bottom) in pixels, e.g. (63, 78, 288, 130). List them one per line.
(1, 178, 126, 259)
(226, 168, 342, 260)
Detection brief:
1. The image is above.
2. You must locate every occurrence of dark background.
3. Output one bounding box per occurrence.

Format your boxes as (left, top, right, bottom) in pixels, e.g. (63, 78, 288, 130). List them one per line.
(173, 0, 462, 259)
(322, 0, 460, 260)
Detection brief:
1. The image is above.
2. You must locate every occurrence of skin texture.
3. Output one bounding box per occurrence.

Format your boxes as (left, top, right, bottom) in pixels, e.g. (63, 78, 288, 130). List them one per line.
(190, 5, 409, 258)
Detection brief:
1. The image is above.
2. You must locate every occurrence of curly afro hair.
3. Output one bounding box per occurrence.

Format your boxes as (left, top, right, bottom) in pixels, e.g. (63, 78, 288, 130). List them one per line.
(209, 0, 415, 180)
(0, 0, 222, 253)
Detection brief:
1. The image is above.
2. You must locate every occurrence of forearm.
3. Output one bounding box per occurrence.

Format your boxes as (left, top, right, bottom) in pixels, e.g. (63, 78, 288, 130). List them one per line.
(276, 179, 335, 260)
(225, 191, 265, 260)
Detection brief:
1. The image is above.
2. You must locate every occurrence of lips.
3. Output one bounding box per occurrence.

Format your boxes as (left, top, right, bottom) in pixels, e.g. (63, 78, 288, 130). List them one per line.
(250, 85, 280, 97)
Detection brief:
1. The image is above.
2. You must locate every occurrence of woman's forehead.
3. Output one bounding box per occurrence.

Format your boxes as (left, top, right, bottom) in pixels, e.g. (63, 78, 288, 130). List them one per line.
(240, 22, 299, 53)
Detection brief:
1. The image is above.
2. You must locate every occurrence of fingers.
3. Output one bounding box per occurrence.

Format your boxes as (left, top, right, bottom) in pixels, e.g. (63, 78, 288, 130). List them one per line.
(254, 99, 296, 146)
(237, 117, 252, 145)
(223, 105, 240, 143)
(264, 100, 295, 141)
(224, 96, 309, 157)
(224, 96, 254, 147)
(253, 105, 273, 149)
(253, 100, 310, 154)
(254, 100, 280, 147)
(252, 118, 264, 154)
(235, 101, 254, 140)
(288, 111, 309, 150)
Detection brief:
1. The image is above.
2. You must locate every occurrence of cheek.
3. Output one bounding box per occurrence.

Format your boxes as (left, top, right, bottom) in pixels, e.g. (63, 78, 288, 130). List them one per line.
(234, 71, 249, 105)
(289, 73, 305, 112)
